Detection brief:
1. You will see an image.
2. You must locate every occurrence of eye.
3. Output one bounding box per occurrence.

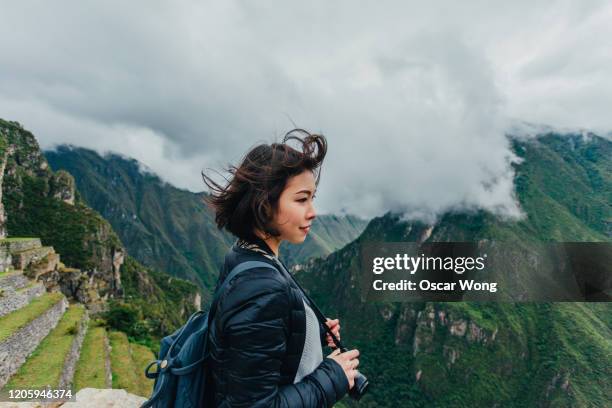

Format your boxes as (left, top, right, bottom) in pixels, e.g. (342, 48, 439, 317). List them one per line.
(297, 198, 308, 202)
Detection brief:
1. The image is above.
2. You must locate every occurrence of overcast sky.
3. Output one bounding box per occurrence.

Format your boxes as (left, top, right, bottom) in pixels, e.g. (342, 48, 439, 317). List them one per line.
(1, 1, 610, 221)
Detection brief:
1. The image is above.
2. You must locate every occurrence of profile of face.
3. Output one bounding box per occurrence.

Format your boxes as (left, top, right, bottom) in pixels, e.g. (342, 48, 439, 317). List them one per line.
(272, 170, 317, 244)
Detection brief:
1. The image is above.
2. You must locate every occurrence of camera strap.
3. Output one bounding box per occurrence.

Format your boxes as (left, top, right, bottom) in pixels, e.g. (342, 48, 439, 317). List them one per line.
(272, 257, 347, 351)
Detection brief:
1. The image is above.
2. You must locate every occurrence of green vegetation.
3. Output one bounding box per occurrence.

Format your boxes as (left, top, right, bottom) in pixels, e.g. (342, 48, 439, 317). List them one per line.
(0, 292, 64, 343)
(45, 146, 368, 299)
(3, 172, 121, 271)
(45, 146, 234, 294)
(3, 120, 610, 405)
(130, 343, 155, 397)
(0, 120, 123, 297)
(111, 256, 199, 352)
(109, 331, 139, 391)
(109, 331, 153, 397)
(1, 119, 202, 351)
(299, 134, 611, 406)
(0, 237, 38, 242)
(3, 305, 85, 389)
(73, 322, 109, 391)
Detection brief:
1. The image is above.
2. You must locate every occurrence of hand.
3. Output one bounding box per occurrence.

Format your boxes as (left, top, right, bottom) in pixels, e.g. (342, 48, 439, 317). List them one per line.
(326, 348, 360, 390)
(324, 318, 340, 348)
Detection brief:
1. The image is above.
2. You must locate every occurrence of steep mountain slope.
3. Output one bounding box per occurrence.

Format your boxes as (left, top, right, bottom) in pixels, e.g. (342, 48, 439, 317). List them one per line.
(0, 118, 198, 345)
(298, 132, 611, 407)
(45, 146, 368, 299)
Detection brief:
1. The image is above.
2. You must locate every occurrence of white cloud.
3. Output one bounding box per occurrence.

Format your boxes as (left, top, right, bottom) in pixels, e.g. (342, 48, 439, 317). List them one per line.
(1, 0, 610, 220)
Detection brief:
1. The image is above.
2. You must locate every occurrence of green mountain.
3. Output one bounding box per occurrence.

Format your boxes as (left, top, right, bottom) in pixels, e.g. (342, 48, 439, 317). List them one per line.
(45, 146, 368, 300)
(8, 116, 609, 405)
(299, 132, 611, 407)
(46, 146, 233, 295)
(0, 118, 198, 348)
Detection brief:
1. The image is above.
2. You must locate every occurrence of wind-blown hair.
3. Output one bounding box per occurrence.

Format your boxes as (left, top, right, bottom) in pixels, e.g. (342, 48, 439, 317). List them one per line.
(201, 129, 327, 242)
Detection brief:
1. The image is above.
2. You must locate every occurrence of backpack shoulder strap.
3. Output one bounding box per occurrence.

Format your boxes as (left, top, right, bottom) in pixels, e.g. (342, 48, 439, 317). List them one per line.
(209, 260, 277, 320)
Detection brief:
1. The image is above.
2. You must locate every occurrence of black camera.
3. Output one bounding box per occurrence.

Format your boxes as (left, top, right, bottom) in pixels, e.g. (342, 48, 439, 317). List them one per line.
(340, 346, 369, 401)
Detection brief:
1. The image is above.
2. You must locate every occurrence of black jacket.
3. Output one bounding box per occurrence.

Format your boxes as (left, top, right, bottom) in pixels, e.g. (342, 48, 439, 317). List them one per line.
(209, 238, 349, 407)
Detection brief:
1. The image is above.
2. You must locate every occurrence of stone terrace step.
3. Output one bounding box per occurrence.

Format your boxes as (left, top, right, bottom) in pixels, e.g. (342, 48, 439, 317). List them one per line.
(0, 247, 11, 273)
(108, 331, 152, 396)
(0, 271, 28, 291)
(73, 322, 112, 391)
(0, 238, 42, 254)
(3, 305, 89, 391)
(0, 281, 46, 318)
(26, 251, 59, 280)
(11, 247, 53, 271)
(0, 292, 67, 389)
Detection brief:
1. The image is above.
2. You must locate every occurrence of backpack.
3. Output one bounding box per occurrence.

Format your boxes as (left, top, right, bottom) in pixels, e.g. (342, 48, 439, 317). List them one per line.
(140, 260, 276, 408)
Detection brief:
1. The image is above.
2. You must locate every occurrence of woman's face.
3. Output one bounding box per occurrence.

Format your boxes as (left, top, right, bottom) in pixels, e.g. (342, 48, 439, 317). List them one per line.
(273, 170, 317, 244)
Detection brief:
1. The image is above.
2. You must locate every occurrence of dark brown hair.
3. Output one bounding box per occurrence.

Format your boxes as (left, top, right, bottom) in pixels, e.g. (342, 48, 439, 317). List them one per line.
(201, 129, 327, 242)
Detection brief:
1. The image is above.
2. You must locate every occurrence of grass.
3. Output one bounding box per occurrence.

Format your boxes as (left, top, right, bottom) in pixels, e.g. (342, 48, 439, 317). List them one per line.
(3, 304, 85, 389)
(109, 331, 140, 394)
(130, 343, 155, 397)
(0, 237, 38, 243)
(109, 331, 155, 397)
(0, 292, 64, 343)
(0, 267, 17, 279)
(73, 322, 109, 391)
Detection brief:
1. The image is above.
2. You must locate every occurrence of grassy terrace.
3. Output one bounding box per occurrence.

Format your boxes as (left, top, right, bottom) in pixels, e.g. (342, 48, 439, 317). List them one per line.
(73, 322, 108, 391)
(130, 343, 155, 397)
(109, 331, 154, 397)
(0, 292, 64, 343)
(109, 331, 140, 394)
(3, 304, 85, 389)
(0, 237, 38, 242)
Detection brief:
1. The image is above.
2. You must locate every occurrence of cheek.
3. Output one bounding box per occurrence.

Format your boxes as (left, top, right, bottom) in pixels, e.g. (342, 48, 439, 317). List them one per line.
(278, 203, 302, 226)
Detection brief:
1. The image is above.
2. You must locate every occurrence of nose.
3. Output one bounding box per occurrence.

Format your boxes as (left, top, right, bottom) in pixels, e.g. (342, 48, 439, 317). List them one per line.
(307, 202, 316, 221)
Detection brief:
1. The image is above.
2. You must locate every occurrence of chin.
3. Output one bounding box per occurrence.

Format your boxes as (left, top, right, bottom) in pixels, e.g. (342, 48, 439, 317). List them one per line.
(288, 235, 307, 244)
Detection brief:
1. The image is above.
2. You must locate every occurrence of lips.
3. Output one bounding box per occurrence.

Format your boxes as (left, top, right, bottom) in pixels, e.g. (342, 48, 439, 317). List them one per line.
(299, 225, 311, 233)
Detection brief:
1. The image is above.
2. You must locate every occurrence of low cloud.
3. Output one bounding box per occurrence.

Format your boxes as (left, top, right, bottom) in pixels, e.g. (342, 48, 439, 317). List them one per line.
(1, 1, 610, 221)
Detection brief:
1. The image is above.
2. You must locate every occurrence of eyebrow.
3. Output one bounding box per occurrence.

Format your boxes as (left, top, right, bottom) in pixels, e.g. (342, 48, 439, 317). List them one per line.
(295, 189, 315, 196)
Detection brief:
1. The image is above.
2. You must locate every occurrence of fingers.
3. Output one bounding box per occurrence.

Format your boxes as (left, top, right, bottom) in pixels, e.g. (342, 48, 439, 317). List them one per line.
(325, 318, 340, 329)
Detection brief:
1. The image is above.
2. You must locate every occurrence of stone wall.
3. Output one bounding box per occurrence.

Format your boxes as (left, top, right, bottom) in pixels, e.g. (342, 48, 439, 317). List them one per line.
(3, 239, 42, 253)
(58, 310, 89, 389)
(12, 247, 52, 271)
(0, 238, 43, 273)
(0, 272, 29, 291)
(103, 329, 113, 388)
(0, 296, 68, 388)
(0, 283, 45, 318)
(0, 245, 11, 273)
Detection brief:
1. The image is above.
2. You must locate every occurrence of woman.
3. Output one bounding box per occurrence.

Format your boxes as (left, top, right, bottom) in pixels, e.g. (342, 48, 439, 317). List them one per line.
(202, 129, 360, 407)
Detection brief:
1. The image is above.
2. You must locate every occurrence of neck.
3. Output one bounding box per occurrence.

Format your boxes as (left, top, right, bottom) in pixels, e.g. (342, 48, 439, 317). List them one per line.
(254, 229, 281, 257)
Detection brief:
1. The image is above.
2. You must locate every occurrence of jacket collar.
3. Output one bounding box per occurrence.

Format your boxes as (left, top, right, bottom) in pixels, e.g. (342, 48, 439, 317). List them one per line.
(233, 235, 277, 260)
